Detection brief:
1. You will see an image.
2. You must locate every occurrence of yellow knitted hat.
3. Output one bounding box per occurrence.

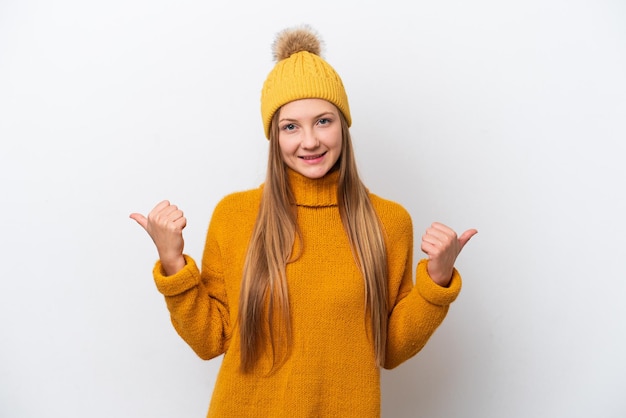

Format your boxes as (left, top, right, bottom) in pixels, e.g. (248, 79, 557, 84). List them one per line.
(260, 25, 352, 139)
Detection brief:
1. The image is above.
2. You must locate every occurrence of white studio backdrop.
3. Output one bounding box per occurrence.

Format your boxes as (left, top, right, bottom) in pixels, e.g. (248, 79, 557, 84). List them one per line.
(1, 0, 625, 417)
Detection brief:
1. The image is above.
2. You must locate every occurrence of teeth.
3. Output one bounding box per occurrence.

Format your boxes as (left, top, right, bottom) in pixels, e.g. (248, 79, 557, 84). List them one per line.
(301, 152, 325, 160)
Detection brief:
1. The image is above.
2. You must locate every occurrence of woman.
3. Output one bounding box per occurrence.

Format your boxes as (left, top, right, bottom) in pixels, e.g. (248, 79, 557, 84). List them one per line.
(131, 25, 476, 418)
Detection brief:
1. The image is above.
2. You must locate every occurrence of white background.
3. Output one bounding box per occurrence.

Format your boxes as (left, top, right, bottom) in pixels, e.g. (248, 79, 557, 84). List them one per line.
(1, 0, 625, 417)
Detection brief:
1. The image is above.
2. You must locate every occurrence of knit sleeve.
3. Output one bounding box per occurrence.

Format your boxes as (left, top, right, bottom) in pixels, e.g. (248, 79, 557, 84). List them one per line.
(153, 214, 232, 361)
(384, 259, 461, 369)
(375, 198, 462, 370)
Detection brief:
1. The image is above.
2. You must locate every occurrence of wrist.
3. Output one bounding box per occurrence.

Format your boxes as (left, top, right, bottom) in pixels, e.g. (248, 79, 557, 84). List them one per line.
(427, 264, 453, 287)
(160, 254, 186, 276)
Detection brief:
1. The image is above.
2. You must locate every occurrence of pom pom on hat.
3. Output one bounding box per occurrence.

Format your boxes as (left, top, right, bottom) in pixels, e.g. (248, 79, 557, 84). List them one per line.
(272, 25, 323, 61)
(260, 25, 351, 139)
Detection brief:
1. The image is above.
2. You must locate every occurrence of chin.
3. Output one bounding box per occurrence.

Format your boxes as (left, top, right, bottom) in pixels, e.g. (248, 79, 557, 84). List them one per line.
(299, 166, 331, 179)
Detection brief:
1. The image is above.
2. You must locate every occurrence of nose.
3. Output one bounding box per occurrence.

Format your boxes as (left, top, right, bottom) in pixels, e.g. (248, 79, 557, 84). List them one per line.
(300, 128, 319, 149)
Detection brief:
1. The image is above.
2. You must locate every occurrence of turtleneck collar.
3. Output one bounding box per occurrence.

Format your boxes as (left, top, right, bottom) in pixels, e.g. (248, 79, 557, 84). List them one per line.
(287, 168, 339, 207)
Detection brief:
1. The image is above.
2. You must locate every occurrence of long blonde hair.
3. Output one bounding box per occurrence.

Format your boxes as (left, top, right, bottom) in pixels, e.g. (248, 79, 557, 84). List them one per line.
(238, 109, 388, 373)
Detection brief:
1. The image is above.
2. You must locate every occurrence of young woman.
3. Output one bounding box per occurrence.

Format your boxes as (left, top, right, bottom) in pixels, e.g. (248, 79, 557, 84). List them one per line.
(131, 25, 476, 418)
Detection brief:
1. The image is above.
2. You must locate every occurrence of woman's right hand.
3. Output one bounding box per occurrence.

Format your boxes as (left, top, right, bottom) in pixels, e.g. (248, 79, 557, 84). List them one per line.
(130, 200, 187, 276)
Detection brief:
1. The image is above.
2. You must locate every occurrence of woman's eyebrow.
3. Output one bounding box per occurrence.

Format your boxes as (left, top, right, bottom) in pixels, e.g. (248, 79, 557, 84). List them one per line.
(279, 112, 335, 123)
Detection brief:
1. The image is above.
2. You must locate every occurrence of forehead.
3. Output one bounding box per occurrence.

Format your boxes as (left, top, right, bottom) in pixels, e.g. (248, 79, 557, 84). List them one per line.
(278, 98, 338, 120)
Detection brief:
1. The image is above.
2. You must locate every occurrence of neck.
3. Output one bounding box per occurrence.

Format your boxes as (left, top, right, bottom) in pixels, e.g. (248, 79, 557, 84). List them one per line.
(286, 168, 340, 207)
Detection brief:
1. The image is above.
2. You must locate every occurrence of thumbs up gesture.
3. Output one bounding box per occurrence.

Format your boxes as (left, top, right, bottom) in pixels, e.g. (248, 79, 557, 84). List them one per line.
(130, 200, 187, 276)
(421, 222, 477, 287)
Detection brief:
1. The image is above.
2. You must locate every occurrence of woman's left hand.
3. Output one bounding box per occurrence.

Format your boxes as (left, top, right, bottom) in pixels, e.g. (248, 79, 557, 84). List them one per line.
(421, 222, 478, 287)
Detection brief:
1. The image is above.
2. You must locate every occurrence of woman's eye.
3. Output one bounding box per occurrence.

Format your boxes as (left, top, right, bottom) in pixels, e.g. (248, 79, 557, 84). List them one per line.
(282, 123, 296, 131)
(318, 118, 330, 125)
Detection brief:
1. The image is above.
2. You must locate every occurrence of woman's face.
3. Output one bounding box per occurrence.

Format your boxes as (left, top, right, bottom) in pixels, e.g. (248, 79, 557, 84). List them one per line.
(277, 98, 342, 179)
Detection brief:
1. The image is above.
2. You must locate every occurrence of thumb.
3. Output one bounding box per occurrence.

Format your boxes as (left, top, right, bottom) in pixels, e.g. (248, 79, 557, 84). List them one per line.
(458, 228, 478, 250)
(129, 213, 148, 230)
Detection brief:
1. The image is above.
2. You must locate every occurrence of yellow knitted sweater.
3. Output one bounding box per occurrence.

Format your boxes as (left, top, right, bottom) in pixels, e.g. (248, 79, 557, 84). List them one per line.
(153, 169, 462, 417)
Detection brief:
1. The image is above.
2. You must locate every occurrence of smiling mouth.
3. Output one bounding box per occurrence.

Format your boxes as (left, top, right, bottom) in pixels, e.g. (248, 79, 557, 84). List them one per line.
(299, 151, 327, 160)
